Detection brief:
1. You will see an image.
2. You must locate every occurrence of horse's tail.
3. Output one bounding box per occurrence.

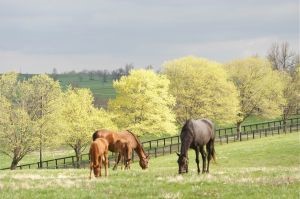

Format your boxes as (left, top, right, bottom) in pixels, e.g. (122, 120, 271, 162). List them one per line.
(210, 137, 216, 163)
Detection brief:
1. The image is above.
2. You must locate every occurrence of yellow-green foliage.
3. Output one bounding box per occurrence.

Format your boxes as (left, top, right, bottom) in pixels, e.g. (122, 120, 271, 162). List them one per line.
(282, 67, 300, 112)
(108, 69, 177, 136)
(61, 87, 116, 149)
(23, 74, 63, 146)
(0, 73, 39, 165)
(0, 72, 18, 100)
(163, 56, 240, 125)
(225, 57, 285, 122)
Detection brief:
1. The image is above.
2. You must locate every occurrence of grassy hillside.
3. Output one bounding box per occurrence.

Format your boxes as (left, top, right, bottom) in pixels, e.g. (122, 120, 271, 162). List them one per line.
(0, 132, 299, 199)
(56, 73, 116, 108)
(19, 73, 116, 107)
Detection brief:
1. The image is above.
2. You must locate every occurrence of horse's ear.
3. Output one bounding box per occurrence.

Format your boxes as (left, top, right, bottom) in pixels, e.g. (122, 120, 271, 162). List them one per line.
(176, 152, 180, 157)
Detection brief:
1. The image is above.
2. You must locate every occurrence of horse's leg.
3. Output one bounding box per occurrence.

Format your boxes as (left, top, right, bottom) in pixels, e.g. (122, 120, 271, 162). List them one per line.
(120, 154, 124, 170)
(89, 163, 93, 179)
(126, 148, 132, 170)
(99, 156, 102, 177)
(113, 153, 121, 170)
(200, 146, 207, 173)
(195, 146, 200, 174)
(206, 141, 212, 173)
(105, 153, 109, 177)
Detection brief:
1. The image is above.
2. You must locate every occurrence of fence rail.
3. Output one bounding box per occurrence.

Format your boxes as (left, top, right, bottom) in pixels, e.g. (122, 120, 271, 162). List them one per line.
(1, 117, 299, 170)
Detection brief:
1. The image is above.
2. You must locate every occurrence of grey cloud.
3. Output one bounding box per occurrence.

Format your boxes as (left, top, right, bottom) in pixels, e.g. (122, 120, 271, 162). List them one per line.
(0, 0, 298, 73)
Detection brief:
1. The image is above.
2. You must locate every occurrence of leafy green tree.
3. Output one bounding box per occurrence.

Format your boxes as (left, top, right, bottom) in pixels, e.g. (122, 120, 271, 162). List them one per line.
(163, 56, 240, 126)
(225, 57, 285, 138)
(108, 69, 177, 136)
(23, 75, 63, 167)
(61, 87, 116, 168)
(0, 73, 39, 169)
(0, 72, 18, 99)
(281, 66, 300, 124)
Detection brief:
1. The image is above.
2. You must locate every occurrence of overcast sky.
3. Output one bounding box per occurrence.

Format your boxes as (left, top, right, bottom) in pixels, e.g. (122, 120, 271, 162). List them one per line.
(0, 0, 299, 74)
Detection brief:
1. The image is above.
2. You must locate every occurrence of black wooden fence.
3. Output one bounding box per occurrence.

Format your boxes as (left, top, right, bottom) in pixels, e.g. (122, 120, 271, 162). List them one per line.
(1, 117, 299, 170)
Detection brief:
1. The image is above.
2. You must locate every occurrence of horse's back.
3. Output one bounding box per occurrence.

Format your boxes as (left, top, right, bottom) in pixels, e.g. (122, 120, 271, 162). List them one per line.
(189, 119, 214, 145)
(92, 138, 109, 154)
(118, 131, 138, 149)
(93, 129, 138, 151)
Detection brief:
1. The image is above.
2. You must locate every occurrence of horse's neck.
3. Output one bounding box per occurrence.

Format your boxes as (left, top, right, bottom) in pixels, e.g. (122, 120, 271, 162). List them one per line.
(126, 130, 147, 159)
(134, 144, 146, 159)
(180, 135, 193, 157)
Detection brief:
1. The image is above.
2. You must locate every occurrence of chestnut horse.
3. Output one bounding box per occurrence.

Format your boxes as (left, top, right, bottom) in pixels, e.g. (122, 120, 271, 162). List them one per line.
(92, 129, 149, 170)
(89, 138, 109, 179)
(177, 119, 216, 174)
(115, 139, 131, 170)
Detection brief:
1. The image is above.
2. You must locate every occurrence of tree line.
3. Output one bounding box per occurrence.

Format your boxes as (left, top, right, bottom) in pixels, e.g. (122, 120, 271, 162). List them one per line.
(51, 64, 135, 82)
(0, 41, 299, 169)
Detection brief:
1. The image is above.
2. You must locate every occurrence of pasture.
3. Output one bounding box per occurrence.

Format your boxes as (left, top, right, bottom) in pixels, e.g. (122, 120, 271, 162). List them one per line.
(55, 73, 115, 101)
(0, 132, 299, 199)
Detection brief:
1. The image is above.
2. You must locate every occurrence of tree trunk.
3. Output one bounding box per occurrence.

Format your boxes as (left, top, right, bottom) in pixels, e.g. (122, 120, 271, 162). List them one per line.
(11, 148, 21, 170)
(10, 158, 19, 170)
(39, 139, 43, 168)
(237, 121, 242, 141)
(74, 146, 82, 169)
(282, 107, 289, 133)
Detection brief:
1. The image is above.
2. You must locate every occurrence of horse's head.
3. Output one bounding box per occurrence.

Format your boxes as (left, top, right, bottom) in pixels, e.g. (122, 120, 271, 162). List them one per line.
(93, 165, 100, 177)
(139, 155, 150, 169)
(177, 152, 188, 174)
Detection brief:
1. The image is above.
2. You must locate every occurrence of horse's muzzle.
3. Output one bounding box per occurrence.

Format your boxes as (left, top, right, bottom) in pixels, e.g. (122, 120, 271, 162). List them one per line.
(178, 170, 188, 174)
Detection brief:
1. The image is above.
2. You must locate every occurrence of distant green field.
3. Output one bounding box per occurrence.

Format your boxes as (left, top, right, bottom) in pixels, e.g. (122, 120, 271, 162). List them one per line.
(19, 73, 116, 107)
(0, 132, 299, 199)
(56, 74, 116, 103)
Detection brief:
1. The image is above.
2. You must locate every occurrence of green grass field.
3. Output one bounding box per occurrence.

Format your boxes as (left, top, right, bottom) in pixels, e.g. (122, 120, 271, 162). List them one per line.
(56, 74, 116, 100)
(0, 132, 299, 199)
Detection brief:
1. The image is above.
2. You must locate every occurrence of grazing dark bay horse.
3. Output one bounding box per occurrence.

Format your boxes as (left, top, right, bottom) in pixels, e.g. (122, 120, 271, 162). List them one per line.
(89, 138, 109, 179)
(93, 129, 149, 170)
(177, 119, 216, 174)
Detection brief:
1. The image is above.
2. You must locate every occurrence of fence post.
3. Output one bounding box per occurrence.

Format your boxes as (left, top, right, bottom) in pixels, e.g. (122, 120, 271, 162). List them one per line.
(265, 129, 267, 137)
(72, 156, 75, 168)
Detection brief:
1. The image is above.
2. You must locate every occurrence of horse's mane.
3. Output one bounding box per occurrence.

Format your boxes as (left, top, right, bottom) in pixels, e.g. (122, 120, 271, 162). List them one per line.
(92, 130, 99, 141)
(182, 119, 195, 137)
(126, 130, 147, 156)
